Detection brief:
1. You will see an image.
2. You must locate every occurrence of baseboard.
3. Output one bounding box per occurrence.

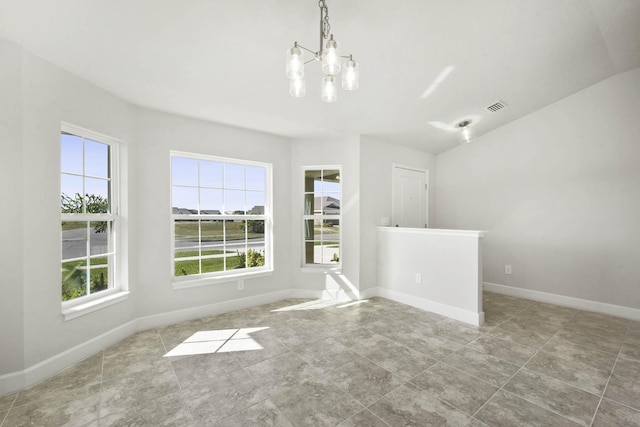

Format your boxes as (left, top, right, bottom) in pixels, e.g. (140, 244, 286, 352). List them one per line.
(18, 284, 609, 395)
(483, 282, 640, 321)
(0, 319, 138, 395)
(376, 288, 484, 326)
(136, 289, 292, 330)
(0, 289, 296, 396)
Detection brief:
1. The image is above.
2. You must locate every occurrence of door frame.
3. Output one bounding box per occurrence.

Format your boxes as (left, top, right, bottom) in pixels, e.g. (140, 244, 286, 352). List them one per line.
(391, 163, 429, 228)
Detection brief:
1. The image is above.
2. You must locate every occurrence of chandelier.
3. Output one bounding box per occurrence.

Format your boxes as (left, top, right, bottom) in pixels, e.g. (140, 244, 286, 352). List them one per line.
(286, 0, 359, 102)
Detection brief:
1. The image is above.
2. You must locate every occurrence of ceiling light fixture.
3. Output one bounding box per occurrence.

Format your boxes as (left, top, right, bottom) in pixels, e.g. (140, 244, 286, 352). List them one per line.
(457, 120, 473, 143)
(286, 0, 359, 102)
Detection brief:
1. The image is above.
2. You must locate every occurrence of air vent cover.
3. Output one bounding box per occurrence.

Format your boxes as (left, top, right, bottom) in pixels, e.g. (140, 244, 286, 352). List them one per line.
(486, 101, 507, 112)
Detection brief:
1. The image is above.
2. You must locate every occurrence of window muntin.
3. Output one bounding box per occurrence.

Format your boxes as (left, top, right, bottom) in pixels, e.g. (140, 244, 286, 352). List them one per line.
(60, 127, 116, 302)
(171, 153, 271, 279)
(303, 168, 341, 266)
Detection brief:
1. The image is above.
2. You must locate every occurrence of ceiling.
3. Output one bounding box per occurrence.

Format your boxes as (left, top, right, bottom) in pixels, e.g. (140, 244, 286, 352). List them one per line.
(1, 0, 639, 154)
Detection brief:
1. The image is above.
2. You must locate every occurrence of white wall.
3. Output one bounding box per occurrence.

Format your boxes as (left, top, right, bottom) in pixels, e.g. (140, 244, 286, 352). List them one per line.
(0, 40, 25, 376)
(435, 68, 640, 309)
(134, 109, 293, 317)
(0, 46, 139, 373)
(359, 136, 436, 292)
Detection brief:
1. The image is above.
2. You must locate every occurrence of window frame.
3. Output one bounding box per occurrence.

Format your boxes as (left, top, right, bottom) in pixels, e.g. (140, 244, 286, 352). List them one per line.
(60, 122, 127, 316)
(301, 165, 342, 270)
(170, 151, 273, 287)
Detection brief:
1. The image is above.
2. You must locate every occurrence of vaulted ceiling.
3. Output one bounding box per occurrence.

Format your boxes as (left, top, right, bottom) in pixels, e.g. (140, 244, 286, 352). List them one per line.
(1, 0, 639, 153)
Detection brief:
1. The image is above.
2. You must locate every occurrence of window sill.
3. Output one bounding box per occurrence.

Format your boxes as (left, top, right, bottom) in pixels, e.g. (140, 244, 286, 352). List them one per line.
(301, 266, 342, 274)
(62, 291, 130, 321)
(172, 270, 273, 290)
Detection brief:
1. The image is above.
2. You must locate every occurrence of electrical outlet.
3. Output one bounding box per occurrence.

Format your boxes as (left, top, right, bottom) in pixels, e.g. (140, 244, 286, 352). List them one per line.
(415, 273, 422, 284)
(238, 279, 244, 290)
(505, 265, 512, 275)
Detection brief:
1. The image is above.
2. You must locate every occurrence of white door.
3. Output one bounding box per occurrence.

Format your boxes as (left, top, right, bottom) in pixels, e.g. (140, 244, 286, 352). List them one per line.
(392, 166, 428, 228)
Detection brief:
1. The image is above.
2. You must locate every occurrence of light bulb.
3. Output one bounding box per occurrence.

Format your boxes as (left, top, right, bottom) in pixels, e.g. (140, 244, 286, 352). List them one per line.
(321, 36, 340, 75)
(457, 120, 473, 143)
(342, 59, 359, 90)
(286, 45, 304, 80)
(321, 75, 337, 102)
(289, 78, 305, 97)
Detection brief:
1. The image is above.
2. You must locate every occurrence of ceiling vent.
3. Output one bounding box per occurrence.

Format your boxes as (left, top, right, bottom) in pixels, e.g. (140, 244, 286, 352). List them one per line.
(486, 100, 507, 112)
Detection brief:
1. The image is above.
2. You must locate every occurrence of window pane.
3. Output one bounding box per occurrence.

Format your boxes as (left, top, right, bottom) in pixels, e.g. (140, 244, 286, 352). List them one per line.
(200, 188, 223, 214)
(304, 170, 320, 192)
(62, 221, 87, 260)
(89, 221, 110, 256)
(323, 243, 340, 264)
(304, 194, 314, 215)
(85, 139, 109, 178)
(61, 133, 83, 175)
(88, 256, 110, 294)
(322, 219, 340, 242)
(175, 220, 199, 257)
(85, 178, 109, 213)
(200, 160, 223, 188)
(62, 258, 87, 301)
(323, 193, 341, 215)
(172, 157, 198, 186)
(224, 189, 245, 213)
(225, 219, 246, 247)
(323, 170, 340, 192)
(225, 163, 244, 190)
(175, 259, 200, 276)
(246, 166, 265, 191)
(202, 255, 227, 273)
(304, 219, 315, 241)
(61, 175, 84, 213)
(201, 220, 224, 248)
(172, 186, 198, 213)
(304, 242, 322, 264)
(247, 220, 265, 269)
(246, 191, 265, 215)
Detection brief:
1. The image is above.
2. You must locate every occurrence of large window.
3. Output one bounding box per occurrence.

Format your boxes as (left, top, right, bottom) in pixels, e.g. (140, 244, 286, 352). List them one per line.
(171, 153, 271, 279)
(60, 124, 118, 302)
(303, 167, 341, 266)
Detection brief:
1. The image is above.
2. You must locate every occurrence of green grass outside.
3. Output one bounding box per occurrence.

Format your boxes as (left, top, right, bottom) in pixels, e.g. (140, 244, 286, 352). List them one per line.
(175, 221, 263, 241)
(175, 255, 244, 276)
(61, 257, 109, 301)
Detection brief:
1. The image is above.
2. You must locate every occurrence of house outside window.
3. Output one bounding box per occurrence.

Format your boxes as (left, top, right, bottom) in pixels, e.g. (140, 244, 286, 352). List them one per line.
(303, 167, 341, 266)
(171, 152, 272, 280)
(60, 124, 119, 302)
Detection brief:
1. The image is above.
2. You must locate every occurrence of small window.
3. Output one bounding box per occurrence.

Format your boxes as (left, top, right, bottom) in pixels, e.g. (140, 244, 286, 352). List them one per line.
(171, 153, 271, 280)
(303, 167, 341, 266)
(60, 125, 118, 302)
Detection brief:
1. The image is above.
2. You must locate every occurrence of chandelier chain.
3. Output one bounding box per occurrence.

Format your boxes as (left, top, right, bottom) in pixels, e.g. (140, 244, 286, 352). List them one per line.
(319, 0, 330, 39)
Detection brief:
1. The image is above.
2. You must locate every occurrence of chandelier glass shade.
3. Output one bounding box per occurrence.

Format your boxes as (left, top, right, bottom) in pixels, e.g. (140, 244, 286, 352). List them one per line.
(286, 0, 358, 102)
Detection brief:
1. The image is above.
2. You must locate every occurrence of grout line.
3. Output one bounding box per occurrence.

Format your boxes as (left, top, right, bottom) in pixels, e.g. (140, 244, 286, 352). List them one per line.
(97, 349, 105, 423)
(587, 321, 631, 427)
(0, 393, 18, 427)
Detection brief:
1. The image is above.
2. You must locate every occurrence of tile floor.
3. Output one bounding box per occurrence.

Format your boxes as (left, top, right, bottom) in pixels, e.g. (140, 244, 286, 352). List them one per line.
(1, 292, 640, 426)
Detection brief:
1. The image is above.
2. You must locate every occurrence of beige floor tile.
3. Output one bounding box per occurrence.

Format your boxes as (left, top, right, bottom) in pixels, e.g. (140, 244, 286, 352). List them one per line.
(503, 369, 600, 425)
(271, 380, 363, 427)
(369, 383, 469, 426)
(327, 355, 404, 406)
(524, 351, 611, 395)
(443, 347, 520, 387)
(467, 334, 536, 366)
(476, 390, 581, 427)
(604, 358, 640, 411)
(411, 362, 498, 416)
(592, 398, 640, 426)
(336, 409, 389, 427)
